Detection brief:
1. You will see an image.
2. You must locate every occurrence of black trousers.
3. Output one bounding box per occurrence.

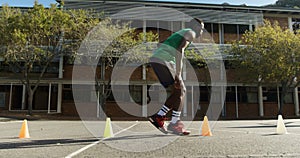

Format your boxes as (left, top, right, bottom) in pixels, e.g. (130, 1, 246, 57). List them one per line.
(149, 57, 186, 111)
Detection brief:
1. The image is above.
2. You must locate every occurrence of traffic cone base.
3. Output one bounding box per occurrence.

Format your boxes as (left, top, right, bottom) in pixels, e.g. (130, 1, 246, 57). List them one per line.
(103, 117, 114, 138)
(19, 119, 30, 139)
(201, 116, 212, 136)
(276, 115, 287, 135)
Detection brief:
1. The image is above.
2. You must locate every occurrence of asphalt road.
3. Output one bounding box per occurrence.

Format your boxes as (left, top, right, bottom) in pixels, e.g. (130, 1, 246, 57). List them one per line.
(1, 118, 300, 158)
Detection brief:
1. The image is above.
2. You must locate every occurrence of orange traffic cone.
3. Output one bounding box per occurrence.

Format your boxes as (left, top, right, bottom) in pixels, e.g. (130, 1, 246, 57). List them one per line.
(201, 116, 212, 136)
(19, 119, 30, 139)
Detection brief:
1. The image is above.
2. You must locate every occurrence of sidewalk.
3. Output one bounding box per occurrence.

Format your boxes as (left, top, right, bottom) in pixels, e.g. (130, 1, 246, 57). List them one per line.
(1, 117, 300, 157)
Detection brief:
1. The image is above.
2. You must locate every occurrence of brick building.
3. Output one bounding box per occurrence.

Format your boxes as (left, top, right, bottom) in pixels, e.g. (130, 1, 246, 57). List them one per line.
(0, 0, 300, 119)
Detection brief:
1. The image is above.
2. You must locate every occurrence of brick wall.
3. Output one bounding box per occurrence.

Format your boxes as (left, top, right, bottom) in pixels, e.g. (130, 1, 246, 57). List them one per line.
(61, 64, 299, 119)
(264, 16, 289, 29)
(61, 101, 298, 119)
(225, 103, 237, 118)
(62, 102, 78, 116)
(264, 103, 278, 117)
(264, 103, 295, 118)
(238, 103, 259, 118)
(64, 65, 101, 80)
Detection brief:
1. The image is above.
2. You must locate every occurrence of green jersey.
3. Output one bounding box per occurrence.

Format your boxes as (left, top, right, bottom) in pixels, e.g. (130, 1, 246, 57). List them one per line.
(151, 28, 193, 64)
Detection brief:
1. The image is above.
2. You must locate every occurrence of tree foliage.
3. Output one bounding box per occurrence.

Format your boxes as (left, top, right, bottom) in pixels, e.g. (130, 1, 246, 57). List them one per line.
(0, 2, 99, 114)
(275, 0, 300, 8)
(230, 20, 300, 114)
(77, 18, 158, 66)
(267, 0, 300, 8)
(76, 18, 158, 116)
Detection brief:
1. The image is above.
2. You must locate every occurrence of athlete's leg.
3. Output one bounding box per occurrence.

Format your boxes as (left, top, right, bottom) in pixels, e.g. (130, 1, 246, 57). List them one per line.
(161, 70, 189, 135)
(148, 58, 175, 133)
(150, 61, 175, 90)
(165, 79, 186, 111)
(166, 82, 190, 135)
(149, 58, 190, 135)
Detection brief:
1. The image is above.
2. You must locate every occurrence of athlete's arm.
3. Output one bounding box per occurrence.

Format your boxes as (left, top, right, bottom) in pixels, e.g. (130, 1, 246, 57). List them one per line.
(175, 30, 196, 78)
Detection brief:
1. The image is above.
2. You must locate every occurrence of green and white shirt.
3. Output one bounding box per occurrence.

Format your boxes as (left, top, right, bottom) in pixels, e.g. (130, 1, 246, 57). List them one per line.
(151, 28, 193, 64)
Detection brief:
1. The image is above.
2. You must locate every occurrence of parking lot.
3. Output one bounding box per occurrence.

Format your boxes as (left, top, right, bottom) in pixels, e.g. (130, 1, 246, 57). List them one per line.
(1, 118, 300, 158)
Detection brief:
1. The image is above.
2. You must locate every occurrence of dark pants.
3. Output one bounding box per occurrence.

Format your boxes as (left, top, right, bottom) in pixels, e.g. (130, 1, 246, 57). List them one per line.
(149, 57, 186, 111)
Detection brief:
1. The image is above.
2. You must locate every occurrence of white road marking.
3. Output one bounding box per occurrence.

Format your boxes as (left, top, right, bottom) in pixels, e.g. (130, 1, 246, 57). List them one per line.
(65, 121, 139, 158)
(0, 120, 23, 124)
(65, 140, 101, 158)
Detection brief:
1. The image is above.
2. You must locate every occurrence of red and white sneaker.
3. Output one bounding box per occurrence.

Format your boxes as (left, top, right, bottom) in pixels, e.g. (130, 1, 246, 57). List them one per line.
(167, 120, 190, 135)
(148, 114, 168, 134)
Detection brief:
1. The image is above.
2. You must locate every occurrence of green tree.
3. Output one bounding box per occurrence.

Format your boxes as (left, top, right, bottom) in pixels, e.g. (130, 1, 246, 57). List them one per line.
(230, 21, 300, 115)
(76, 18, 158, 117)
(267, 0, 300, 8)
(0, 2, 99, 115)
(275, 0, 300, 8)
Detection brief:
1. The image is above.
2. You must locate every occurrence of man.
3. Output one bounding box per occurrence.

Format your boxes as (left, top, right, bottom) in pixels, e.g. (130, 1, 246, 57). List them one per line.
(148, 18, 204, 135)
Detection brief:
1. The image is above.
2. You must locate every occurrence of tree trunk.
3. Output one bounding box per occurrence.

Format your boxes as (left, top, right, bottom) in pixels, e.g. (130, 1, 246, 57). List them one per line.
(99, 93, 106, 117)
(278, 85, 287, 115)
(96, 59, 110, 118)
(27, 88, 33, 116)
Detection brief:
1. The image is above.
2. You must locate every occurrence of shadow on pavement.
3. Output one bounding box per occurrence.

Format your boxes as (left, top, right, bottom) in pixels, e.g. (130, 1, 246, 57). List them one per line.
(103, 134, 178, 141)
(0, 137, 98, 149)
(227, 121, 300, 129)
(261, 133, 282, 136)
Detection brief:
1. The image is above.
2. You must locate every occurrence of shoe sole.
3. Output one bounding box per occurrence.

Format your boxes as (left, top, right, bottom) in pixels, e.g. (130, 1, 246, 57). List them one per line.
(148, 117, 168, 134)
(168, 130, 191, 136)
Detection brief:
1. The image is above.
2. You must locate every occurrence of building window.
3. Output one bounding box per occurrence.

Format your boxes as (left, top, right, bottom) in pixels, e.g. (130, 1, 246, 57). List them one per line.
(199, 86, 210, 102)
(280, 87, 294, 104)
(292, 18, 300, 33)
(262, 87, 294, 104)
(106, 85, 143, 103)
(64, 84, 94, 102)
(224, 24, 238, 44)
(238, 24, 250, 40)
(226, 86, 236, 102)
(284, 92, 293, 104)
(0, 93, 5, 108)
(238, 86, 258, 103)
(263, 87, 277, 102)
(205, 23, 219, 43)
(63, 84, 73, 101)
(238, 25, 249, 34)
(247, 87, 258, 103)
(76, 85, 93, 102)
(129, 85, 142, 104)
